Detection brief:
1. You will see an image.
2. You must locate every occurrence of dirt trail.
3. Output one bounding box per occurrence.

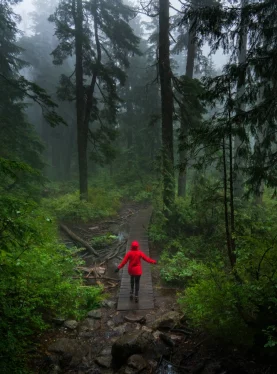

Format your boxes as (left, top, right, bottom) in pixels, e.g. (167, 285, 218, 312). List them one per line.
(29, 203, 276, 374)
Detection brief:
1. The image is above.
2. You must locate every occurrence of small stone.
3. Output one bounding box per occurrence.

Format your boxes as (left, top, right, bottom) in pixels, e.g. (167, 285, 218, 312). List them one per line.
(127, 354, 147, 371)
(88, 309, 102, 319)
(100, 347, 112, 356)
(141, 326, 152, 333)
(49, 365, 61, 374)
(112, 331, 154, 365)
(170, 334, 182, 342)
(64, 320, 78, 330)
(113, 324, 127, 335)
(102, 300, 116, 309)
(151, 311, 180, 330)
(78, 318, 97, 333)
(153, 331, 160, 340)
(95, 355, 112, 368)
(107, 320, 115, 328)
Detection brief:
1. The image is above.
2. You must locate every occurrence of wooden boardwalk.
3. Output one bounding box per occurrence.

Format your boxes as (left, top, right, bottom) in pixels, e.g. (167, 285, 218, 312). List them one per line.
(117, 207, 154, 311)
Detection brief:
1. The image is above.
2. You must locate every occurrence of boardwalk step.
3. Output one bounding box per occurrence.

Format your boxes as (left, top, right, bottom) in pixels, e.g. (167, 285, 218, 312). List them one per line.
(117, 207, 154, 311)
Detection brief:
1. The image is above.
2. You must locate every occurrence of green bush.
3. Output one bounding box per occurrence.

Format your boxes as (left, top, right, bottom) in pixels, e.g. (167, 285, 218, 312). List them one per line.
(91, 234, 117, 248)
(43, 187, 122, 222)
(0, 196, 103, 373)
(178, 264, 253, 345)
(153, 175, 277, 348)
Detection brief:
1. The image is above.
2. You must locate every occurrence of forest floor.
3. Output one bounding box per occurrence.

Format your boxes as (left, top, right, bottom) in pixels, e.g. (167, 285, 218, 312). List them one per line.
(28, 202, 277, 374)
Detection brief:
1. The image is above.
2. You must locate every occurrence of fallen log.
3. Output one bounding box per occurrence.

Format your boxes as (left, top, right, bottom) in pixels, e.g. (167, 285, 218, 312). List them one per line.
(60, 224, 98, 256)
(72, 276, 119, 282)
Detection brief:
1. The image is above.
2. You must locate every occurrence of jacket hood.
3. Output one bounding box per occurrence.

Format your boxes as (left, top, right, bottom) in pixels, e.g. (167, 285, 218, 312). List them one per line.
(130, 241, 139, 250)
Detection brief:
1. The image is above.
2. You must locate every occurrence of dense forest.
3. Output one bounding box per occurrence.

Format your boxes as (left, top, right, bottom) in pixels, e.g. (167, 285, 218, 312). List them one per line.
(1, 0, 277, 372)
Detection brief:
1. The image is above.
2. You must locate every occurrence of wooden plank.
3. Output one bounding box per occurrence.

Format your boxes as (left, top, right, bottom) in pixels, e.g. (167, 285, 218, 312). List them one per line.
(117, 207, 154, 311)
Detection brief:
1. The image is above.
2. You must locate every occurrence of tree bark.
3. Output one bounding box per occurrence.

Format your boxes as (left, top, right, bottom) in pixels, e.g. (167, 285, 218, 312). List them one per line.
(234, 0, 248, 198)
(63, 118, 76, 180)
(74, 0, 88, 200)
(159, 0, 175, 210)
(60, 224, 98, 256)
(229, 126, 236, 265)
(178, 15, 196, 197)
(222, 138, 234, 269)
(126, 97, 133, 169)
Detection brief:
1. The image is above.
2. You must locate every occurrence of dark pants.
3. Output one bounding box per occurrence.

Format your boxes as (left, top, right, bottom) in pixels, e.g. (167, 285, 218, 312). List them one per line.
(130, 275, 141, 296)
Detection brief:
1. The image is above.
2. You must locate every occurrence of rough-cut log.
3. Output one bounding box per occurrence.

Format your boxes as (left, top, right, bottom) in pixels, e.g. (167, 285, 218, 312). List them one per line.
(73, 276, 119, 281)
(60, 224, 98, 256)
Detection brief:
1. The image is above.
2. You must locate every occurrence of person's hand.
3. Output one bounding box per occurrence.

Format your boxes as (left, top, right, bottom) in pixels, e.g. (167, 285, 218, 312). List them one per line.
(115, 268, 119, 273)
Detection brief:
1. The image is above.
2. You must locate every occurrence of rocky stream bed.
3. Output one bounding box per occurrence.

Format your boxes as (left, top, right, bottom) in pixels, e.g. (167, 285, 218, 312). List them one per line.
(29, 203, 277, 374)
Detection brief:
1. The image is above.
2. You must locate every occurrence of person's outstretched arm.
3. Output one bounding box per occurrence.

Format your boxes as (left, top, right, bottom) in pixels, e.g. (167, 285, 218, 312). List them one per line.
(140, 251, 157, 264)
(117, 252, 130, 270)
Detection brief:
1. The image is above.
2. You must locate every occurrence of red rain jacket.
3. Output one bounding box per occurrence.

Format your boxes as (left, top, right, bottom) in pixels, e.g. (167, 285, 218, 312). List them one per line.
(118, 241, 156, 276)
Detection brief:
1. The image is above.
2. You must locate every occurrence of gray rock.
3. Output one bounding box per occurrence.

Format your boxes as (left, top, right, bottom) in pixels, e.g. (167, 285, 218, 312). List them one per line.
(78, 318, 98, 333)
(48, 338, 88, 367)
(100, 347, 112, 356)
(107, 320, 115, 328)
(127, 354, 147, 371)
(49, 365, 61, 374)
(95, 356, 112, 368)
(151, 311, 180, 330)
(64, 320, 78, 330)
(141, 326, 152, 333)
(88, 309, 102, 319)
(102, 300, 116, 309)
(112, 331, 154, 366)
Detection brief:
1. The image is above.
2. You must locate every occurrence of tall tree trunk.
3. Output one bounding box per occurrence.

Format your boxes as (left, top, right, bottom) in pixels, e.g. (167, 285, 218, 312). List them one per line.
(234, 0, 248, 198)
(63, 119, 76, 180)
(178, 14, 196, 197)
(159, 0, 175, 211)
(229, 126, 236, 265)
(74, 0, 88, 200)
(126, 97, 133, 169)
(41, 114, 52, 177)
(222, 137, 234, 269)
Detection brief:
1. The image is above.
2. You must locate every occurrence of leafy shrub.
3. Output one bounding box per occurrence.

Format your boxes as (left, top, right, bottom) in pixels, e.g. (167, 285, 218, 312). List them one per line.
(43, 187, 122, 222)
(91, 234, 117, 248)
(153, 174, 277, 348)
(178, 264, 253, 345)
(0, 196, 103, 373)
(160, 251, 203, 284)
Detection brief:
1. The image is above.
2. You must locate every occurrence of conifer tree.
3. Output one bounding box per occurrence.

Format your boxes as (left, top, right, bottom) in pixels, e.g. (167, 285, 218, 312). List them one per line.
(159, 0, 175, 210)
(0, 0, 65, 190)
(50, 0, 140, 200)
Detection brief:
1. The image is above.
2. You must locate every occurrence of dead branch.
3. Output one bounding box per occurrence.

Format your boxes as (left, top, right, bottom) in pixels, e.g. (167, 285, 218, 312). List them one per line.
(60, 224, 98, 256)
(73, 276, 119, 282)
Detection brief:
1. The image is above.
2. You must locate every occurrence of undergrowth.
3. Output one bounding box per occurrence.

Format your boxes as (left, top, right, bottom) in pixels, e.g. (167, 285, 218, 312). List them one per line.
(151, 178, 277, 350)
(0, 195, 103, 373)
(43, 187, 122, 222)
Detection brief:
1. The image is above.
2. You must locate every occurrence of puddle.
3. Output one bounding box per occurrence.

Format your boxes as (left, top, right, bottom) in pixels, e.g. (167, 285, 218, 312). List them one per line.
(156, 359, 180, 374)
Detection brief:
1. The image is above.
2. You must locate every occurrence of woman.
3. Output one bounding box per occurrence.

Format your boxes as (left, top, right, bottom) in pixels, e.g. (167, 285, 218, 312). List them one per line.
(115, 240, 157, 302)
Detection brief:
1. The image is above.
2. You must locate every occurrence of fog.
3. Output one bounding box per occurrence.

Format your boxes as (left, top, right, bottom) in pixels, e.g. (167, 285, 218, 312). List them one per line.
(15, 0, 227, 68)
